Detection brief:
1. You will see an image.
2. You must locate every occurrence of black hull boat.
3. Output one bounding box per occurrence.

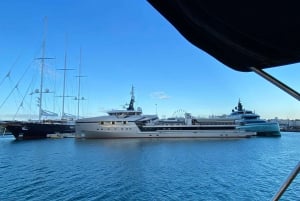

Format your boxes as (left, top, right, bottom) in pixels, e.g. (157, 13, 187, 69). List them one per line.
(1, 24, 79, 140)
(4, 121, 75, 140)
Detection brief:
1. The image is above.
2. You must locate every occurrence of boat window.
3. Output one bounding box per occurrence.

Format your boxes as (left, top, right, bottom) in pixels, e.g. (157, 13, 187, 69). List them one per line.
(112, 121, 115, 125)
(99, 121, 104, 125)
(123, 121, 127, 124)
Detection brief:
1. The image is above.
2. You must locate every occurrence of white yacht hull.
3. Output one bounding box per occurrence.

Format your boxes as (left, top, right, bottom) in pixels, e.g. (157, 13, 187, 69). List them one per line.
(75, 123, 254, 139)
(80, 130, 253, 139)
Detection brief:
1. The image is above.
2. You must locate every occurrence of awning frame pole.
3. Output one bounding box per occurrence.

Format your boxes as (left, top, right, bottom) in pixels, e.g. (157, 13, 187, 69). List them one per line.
(249, 67, 300, 101)
(271, 162, 300, 201)
(249, 67, 300, 200)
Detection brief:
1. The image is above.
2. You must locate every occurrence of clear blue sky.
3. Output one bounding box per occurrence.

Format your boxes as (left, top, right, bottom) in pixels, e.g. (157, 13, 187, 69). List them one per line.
(0, 0, 300, 120)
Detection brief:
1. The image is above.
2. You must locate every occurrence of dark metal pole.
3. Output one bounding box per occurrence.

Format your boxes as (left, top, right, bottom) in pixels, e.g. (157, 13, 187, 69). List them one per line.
(250, 67, 300, 101)
(271, 162, 300, 201)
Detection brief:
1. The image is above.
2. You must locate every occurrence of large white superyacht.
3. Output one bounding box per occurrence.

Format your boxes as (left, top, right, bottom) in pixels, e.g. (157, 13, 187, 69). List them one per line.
(75, 87, 254, 139)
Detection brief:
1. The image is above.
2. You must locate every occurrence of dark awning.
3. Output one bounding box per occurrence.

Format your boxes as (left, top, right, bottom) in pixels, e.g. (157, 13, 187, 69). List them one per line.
(147, 0, 300, 72)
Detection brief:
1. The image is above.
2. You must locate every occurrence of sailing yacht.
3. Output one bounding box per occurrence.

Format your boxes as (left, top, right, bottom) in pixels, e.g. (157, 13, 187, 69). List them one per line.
(3, 36, 75, 140)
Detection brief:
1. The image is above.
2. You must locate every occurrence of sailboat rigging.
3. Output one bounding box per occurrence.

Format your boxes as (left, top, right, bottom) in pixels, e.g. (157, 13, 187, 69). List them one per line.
(1, 20, 76, 140)
(57, 50, 75, 120)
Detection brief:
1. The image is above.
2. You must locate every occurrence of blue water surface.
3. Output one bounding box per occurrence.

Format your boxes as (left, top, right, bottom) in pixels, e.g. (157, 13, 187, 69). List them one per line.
(1, 132, 299, 201)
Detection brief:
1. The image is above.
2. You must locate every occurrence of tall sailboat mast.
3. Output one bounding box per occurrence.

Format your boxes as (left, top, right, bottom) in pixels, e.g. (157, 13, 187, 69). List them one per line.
(38, 18, 47, 122)
(77, 48, 82, 119)
(76, 48, 86, 119)
(57, 49, 74, 119)
(37, 17, 55, 121)
(62, 51, 67, 118)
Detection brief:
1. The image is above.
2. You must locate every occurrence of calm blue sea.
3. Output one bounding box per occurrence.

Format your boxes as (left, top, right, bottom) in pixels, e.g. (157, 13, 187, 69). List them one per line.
(1, 132, 299, 201)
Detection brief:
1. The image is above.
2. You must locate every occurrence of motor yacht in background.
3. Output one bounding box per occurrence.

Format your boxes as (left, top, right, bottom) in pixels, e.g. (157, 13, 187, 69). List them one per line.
(227, 100, 281, 137)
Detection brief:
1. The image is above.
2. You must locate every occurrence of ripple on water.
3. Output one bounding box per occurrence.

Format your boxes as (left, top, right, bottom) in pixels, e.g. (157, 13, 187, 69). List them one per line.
(1, 133, 300, 200)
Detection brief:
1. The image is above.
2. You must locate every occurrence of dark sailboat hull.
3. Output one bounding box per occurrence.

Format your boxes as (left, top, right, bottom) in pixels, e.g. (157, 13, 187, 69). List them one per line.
(4, 121, 75, 140)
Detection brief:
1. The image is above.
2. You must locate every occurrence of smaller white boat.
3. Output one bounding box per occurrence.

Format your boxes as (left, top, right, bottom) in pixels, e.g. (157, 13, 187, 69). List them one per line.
(228, 100, 281, 137)
(75, 87, 255, 139)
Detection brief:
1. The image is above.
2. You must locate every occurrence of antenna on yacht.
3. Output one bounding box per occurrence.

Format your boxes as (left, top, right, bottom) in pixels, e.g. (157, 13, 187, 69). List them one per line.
(237, 99, 243, 112)
(127, 86, 135, 111)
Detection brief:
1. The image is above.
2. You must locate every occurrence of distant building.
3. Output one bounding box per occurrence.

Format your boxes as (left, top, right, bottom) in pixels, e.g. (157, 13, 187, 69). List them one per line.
(270, 118, 300, 132)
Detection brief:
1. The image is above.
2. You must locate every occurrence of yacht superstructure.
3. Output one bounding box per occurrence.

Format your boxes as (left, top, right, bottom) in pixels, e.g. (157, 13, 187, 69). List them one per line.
(228, 100, 281, 137)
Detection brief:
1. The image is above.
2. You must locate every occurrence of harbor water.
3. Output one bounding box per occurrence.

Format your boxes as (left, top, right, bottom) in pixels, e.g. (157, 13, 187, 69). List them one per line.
(1, 132, 299, 201)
